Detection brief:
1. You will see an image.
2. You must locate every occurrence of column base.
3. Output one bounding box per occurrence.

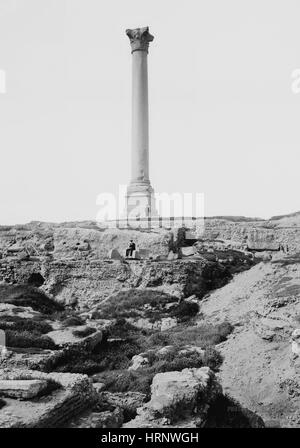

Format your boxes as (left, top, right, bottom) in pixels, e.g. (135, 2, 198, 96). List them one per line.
(125, 182, 158, 219)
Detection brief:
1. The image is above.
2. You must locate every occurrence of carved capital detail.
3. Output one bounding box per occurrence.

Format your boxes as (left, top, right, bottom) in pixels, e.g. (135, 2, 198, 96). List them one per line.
(126, 27, 154, 53)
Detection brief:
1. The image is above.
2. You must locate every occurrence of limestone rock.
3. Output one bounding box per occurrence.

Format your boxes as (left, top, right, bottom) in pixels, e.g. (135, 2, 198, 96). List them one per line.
(153, 255, 167, 261)
(156, 346, 174, 356)
(0, 379, 48, 400)
(100, 391, 146, 419)
(89, 310, 102, 320)
(0, 369, 97, 428)
(77, 242, 90, 252)
(91, 374, 105, 383)
(291, 329, 300, 357)
(128, 354, 149, 371)
(254, 317, 290, 341)
(17, 251, 29, 261)
(93, 383, 106, 393)
(108, 249, 123, 261)
(138, 249, 151, 259)
(167, 251, 178, 261)
(160, 317, 177, 331)
(0, 304, 42, 320)
(132, 250, 141, 259)
(124, 367, 222, 427)
(181, 247, 196, 257)
(71, 408, 123, 428)
(2, 255, 232, 310)
(149, 367, 220, 416)
(185, 294, 198, 303)
(254, 252, 272, 262)
(39, 240, 55, 252)
(7, 244, 24, 253)
(178, 345, 205, 356)
(128, 316, 177, 332)
(131, 345, 204, 365)
(46, 326, 102, 351)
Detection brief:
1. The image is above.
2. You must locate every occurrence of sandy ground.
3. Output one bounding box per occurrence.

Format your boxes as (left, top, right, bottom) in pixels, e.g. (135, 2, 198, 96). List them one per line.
(199, 255, 300, 427)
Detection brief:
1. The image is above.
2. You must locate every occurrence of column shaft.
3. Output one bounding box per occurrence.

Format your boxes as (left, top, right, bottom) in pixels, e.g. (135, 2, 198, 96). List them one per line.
(131, 51, 149, 184)
(125, 27, 156, 219)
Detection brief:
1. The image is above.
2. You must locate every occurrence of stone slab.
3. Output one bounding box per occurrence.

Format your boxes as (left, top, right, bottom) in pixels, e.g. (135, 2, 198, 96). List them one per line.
(46, 326, 102, 350)
(0, 379, 48, 400)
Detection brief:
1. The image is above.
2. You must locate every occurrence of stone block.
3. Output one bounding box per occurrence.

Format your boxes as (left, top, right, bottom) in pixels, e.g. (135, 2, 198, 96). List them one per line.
(138, 249, 151, 259)
(128, 354, 149, 371)
(0, 379, 48, 400)
(133, 250, 141, 259)
(167, 251, 178, 261)
(148, 367, 219, 415)
(125, 250, 141, 260)
(181, 246, 196, 257)
(46, 326, 102, 351)
(93, 383, 106, 393)
(124, 367, 222, 427)
(0, 370, 97, 427)
(108, 249, 123, 261)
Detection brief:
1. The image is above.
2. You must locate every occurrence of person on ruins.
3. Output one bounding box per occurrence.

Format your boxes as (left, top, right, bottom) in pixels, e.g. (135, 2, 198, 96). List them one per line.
(126, 240, 136, 257)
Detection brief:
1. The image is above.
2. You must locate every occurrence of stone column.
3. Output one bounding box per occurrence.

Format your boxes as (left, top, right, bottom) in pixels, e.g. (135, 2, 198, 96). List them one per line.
(126, 27, 156, 220)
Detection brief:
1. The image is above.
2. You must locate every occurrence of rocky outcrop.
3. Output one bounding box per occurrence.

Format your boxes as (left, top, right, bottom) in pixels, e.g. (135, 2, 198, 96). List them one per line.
(1, 219, 297, 428)
(199, 254, 300, 427)
(0, 216, 299, 268)
(0, 224, 172, 262)
(0, 369, 97, 428)
(198, 217, 300, 252)
(124, 367, 221, 427)
(0, 258, 235, 310)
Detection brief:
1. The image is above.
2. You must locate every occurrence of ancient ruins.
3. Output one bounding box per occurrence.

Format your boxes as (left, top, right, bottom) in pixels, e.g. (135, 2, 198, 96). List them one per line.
(0, 24, 300, 430)
(125, 27, 157, 220)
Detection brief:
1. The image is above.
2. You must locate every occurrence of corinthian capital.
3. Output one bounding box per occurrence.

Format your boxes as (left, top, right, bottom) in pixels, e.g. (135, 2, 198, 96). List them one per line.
(126, 27, 154, 53)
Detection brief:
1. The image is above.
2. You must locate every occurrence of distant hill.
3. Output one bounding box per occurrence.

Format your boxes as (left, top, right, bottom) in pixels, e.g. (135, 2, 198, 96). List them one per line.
(271, 211, 300, 220)
(269, 211, 300, 228)
(206, 216, 265, 223)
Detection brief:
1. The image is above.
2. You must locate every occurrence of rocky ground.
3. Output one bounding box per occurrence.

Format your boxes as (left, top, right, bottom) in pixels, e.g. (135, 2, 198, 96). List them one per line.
(200, 252, 300, 428)
(0, 213, 299, 428)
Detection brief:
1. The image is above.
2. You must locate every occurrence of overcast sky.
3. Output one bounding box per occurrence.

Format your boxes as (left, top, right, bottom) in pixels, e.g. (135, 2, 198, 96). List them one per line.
(0, 0, 299, 224)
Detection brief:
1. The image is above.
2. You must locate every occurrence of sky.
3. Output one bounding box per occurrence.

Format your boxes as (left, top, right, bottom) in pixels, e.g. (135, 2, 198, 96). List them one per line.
(0, 0, 299, 224)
